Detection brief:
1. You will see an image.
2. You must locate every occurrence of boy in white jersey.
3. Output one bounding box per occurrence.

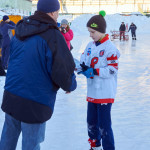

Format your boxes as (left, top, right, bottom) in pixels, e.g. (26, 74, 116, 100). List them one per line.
(78, 11, 120, 150)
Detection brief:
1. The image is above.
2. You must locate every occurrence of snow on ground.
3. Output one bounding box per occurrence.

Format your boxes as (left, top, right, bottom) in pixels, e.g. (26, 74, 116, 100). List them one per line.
(0, 13, 150, 150)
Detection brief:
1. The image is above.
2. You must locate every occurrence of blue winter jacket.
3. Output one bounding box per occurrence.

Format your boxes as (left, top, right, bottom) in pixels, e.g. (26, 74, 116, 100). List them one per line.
(1, 11, 77, 123)
(128, 24, 137, 33)
(0, 30, 2, 48)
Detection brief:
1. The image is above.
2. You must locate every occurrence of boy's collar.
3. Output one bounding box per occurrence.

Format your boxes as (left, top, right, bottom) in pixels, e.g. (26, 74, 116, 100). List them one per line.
(95, 34, 109, 46)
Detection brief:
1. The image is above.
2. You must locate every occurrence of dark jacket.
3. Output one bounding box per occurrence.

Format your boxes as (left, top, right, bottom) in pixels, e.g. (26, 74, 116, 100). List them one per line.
(1, 11, 77, 123)
(0, 30, 2, 48)
(0, 21, 15, 48)
(119, 24, 126, 31)
(128, 24, 137, 33)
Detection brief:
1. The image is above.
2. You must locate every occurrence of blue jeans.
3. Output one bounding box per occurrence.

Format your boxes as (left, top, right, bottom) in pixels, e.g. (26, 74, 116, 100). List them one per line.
(0, 113, 46, 150)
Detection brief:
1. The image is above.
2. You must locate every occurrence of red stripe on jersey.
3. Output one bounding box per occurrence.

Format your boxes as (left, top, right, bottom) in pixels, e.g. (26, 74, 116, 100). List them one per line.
(95, 68, 100, 75)
(108, 63, 118, 70)
(107, 54, 118, 61)
(100, 34, 109, 43)
(87, 97, 114, 103)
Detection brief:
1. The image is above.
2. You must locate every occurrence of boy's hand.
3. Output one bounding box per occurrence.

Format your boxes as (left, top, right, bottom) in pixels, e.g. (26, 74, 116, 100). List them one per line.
(78, 62, 98, 78)
(78, 68, 94, 78)
(80, 62, 89, 72)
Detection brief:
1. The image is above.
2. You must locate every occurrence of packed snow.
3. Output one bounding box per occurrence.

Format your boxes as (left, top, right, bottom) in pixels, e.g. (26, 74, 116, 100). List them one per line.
(0, 10, 150, 150)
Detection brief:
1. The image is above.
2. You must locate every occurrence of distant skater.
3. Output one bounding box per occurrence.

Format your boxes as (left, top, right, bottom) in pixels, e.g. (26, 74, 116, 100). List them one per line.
(128, 22, 137, 40)
(119, 22, 126, 41)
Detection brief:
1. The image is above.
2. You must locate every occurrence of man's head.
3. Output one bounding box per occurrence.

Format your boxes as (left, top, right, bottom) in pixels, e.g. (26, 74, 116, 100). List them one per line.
(87, 10, 106, 41)
(122, 22, 124, 24)
(37, 0, 60, 22)
(3, 15, 9, 22)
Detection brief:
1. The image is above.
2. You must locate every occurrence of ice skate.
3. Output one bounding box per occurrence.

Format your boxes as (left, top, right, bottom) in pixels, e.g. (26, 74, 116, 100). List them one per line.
(90, 145, 103, 150)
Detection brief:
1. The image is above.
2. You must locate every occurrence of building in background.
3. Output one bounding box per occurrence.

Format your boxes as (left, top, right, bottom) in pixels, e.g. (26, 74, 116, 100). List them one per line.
(0, 0, 32, 15)
(32, 0, 150, 15)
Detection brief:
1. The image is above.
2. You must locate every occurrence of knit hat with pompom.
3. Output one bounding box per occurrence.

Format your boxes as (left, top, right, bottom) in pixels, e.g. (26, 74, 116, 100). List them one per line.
(87, 10, 106, 33)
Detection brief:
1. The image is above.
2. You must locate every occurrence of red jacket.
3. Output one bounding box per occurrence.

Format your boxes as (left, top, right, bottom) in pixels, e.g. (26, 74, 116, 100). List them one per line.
(61, 29, 73, 50)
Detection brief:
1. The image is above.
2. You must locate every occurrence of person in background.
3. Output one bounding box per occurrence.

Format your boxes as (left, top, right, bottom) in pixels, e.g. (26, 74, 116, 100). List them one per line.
(0, 30, 6, 76)
(0, 15, 15, 69)
(128, 22, 137, 40)
(57, 22, 61, 27)
(78, 10, 120, 150)
(0, 0, 77, 149)
(60, 19, 73, 50)
(119, 22, 126, 41)
(0, 30, 2, 48)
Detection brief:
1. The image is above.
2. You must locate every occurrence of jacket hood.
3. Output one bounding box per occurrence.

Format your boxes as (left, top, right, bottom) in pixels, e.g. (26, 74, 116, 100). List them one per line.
(15, 11, 59, 40)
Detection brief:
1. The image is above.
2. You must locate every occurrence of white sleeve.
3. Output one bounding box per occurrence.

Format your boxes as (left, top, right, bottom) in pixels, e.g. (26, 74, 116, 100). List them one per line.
(80, 43, 91, 63)
(99, 50, 120, 78)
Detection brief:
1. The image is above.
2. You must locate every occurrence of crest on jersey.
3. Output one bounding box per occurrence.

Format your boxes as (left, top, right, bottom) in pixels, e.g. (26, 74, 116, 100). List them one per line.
(87, 48, 91, 56)
(99, 50, 105, 57)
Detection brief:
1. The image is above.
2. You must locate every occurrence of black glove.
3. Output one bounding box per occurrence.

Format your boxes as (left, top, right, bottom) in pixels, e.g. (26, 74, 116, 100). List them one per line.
(78, 62, 98, 76)
(80, 62, 90, 72)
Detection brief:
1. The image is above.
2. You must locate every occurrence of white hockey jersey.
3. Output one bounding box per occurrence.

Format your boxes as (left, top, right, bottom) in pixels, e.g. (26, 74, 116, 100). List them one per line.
(80, 35, 120, 103)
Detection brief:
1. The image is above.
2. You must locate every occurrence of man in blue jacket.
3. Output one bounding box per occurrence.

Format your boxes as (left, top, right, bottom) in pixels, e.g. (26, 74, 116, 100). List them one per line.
(0, 15, 15, 69)
(128, 22, 137, 40)
(0, 0, 77, 149)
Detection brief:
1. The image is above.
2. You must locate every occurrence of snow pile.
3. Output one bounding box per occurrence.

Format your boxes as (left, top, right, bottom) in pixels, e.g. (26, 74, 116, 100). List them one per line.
(71, 13, 150, 35)
(0, 10, 8, 20)
(0, 9, 30, 19)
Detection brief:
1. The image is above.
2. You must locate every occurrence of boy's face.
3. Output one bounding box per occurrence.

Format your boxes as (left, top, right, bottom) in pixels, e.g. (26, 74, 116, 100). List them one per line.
(88, 27, 105, 42)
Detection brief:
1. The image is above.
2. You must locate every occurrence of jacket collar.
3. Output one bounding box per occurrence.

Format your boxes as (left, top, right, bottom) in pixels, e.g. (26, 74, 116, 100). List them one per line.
(95, 34, 109, 46)
(15, 11, 59, 40)
(29, 11, 57, 26)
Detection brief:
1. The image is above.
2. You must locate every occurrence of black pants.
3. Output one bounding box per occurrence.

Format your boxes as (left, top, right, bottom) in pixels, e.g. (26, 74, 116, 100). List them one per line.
(131, 32, 136, 38)
(0, 57, 6, 76)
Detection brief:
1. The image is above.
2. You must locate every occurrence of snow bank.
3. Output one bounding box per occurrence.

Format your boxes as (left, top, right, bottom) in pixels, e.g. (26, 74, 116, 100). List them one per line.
(0, 10, 8, 20)
(71, 13, 150, 35)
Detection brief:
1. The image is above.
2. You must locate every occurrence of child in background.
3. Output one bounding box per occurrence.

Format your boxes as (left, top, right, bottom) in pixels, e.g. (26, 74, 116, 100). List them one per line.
(60, 19, 73, 50)
(78, 11, 120, 150)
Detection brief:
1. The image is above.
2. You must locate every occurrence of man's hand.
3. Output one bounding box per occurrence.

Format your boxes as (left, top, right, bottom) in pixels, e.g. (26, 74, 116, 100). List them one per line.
(66, 91, 71, 94)
(5, 19, 10, 23)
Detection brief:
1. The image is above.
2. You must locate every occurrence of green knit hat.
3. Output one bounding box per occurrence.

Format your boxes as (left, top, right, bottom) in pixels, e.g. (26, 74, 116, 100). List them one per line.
(87, 10, 106, 33)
